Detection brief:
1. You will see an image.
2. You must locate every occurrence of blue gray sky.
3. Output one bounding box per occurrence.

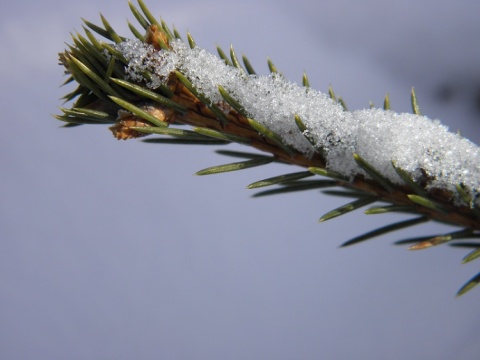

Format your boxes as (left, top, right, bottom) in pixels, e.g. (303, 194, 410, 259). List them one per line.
(1, 1, 480, 359)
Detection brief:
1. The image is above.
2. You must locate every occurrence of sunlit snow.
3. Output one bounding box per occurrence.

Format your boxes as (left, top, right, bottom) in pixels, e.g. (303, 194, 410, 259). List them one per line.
(115, 39, 480, 205)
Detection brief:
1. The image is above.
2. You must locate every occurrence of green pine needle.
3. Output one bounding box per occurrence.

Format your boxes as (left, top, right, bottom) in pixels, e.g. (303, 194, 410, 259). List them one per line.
(137, 0, 160, 27)
(100, 14, 123, 43)
(218, 85, 248, 116)
(328, 86, 336, 101)
(82, 18, 110, 40)
(196, 157, 274, 175)
(248, 118, 296, 157)
(242, 55, 257, 75)
(338, 97, 348, 111)
(308, 167, 348, 182)
(174, 70, 229, 124)
(173, 27, 182, 40)
(341, 216, 429, 247)
(142, 138, 227, 145)
(54, 115, 112, 125)
(322, 190, 372, 198)
(160, 19, 175, 40)
(407, 194, 449, 214)
(267, 58, 278, 73)
(383, 93, 391, 110)
(353, 153, 395, 192)
(319, 196, 378, 222)
(128, 0, 150, 29)
(462, 247, 480, 264)
(187, 32, 197, 49)
(457, 272, 480, 297)
(391, 161, 427, 197)
(59, 107, 115, 122)
(364, 205, 417, 215)
(127, 21, 145, 40)
(411, 87, 421, 115)
(130, 126, 209, 139)
(193, 127, 251, 144)
(294, 114, 316, 146)
(230, 45, 244, 73)
(111, 78, 187, 113)
(216, 46, 232, 65)
(69, 56, 121, 97)
(246, 171, 313, 189)
(302, 73, 310, 88)
(252, 180, 337, 197)
(109, 96, 168, 127)
(215, 150, 274, 159)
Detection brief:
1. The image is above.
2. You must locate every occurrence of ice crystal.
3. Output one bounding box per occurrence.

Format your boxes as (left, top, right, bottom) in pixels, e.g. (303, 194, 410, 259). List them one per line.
(115, 39, 480, 205)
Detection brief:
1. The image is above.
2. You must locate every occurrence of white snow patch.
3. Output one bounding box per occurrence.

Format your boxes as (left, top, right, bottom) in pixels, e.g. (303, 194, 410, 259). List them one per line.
(115, 39, 480, 205)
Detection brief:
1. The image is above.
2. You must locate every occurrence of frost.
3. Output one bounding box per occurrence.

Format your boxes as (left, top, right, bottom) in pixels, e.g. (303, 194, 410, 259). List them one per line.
(115, 39, 480, 205)
(115, 39, 178, 88)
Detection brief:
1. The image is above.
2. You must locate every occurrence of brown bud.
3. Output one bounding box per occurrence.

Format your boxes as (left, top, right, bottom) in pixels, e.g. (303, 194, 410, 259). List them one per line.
(144, 25, 169, 50)
(109, 110, 151, 140)
(109, 103, 176, 140)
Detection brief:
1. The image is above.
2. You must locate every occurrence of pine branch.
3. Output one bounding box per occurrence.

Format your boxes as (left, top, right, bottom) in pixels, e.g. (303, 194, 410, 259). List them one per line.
(56, 0, 480, 296)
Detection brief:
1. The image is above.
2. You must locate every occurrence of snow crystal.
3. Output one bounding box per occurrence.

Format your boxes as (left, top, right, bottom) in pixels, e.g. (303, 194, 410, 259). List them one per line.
(114, 39, 480, 205)
(115, 39, 178, 88)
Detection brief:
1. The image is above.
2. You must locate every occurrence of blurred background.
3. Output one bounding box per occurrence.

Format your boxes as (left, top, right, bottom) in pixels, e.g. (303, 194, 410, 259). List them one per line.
(1, 0, 479, 359)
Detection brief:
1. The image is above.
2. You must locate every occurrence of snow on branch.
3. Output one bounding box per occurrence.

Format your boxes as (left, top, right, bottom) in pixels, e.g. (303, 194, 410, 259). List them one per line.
(115, 38, 480, 206)
(55, 0, 480, 296)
